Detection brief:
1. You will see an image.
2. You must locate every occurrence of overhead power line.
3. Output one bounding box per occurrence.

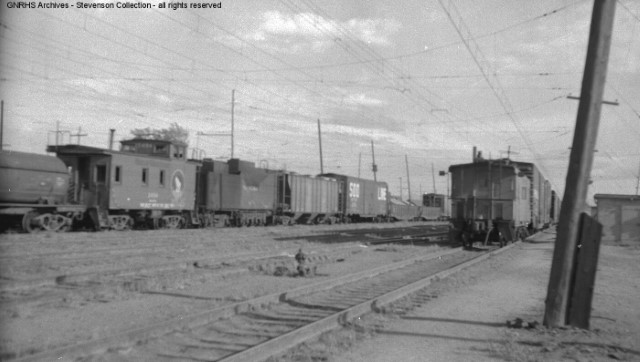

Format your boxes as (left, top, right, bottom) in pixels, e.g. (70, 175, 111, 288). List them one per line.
(436, 0, 554, 188)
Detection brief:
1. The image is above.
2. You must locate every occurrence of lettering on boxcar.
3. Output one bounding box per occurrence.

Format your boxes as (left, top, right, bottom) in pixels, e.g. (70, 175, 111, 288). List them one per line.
(349, 182, 360, 199)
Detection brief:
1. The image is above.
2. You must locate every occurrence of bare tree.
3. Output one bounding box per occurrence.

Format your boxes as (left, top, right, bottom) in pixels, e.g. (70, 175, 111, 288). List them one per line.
(131, 122, 189, 145)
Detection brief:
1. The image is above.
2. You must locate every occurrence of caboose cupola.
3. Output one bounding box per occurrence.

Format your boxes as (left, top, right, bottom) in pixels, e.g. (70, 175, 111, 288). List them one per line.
(119, 138, 186, 160)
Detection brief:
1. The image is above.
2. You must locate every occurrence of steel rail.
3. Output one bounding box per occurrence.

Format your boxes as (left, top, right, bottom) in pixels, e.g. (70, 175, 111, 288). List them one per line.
(222, 241, 520, 362)
(12, 246, 464, 361)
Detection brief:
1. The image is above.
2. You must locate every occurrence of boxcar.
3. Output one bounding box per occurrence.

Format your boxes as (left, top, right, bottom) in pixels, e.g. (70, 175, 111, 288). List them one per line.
(48, 138, 198, 230)
(510, 161, 552, 230)
(320, 173, 388, 222)
(422, 193, 447, 220)
(550, 190, 561, 224)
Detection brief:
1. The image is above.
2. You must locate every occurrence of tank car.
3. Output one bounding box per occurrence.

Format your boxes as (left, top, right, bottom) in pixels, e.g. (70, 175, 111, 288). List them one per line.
(0, 150, 86, 232)
(48, 138, 198, 230)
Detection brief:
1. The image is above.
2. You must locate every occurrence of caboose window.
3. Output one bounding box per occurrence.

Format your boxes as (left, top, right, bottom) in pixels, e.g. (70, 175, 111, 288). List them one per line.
(159, 170, 165, 186)
(142, 168, 148, 185)
(114, 166, 122, 183)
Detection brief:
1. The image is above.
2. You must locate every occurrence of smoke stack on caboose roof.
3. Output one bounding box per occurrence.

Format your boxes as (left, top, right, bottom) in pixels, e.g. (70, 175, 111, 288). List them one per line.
(109, 129, 115, 150)
(472, 146, 477, 163)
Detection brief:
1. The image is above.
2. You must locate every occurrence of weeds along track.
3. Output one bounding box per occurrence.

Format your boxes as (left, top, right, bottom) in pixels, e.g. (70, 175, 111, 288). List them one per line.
(12, 243, 517, 362)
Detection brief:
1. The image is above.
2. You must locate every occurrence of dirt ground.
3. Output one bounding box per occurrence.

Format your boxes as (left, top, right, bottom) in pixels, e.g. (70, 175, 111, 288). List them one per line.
(328, 228, 640, 362)
(2, 224, 638, 361)
(0, 222, 448, 359)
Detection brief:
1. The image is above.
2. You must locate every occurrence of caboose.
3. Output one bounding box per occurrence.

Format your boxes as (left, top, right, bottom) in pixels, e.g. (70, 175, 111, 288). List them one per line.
(449, 157, 532, 247)
(48, 138, 198, 230)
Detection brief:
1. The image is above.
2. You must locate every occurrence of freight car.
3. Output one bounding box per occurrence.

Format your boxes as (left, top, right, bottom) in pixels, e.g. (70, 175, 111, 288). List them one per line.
(4, 136, 440, 233)
(448, 150, 556, 248)
(0, 150, 87, 232)
(422, 193, 447, 220)
(276, 172, 339, 225)
(197, 158, 278, 227)
(196, 159, 340, 227)
(388, 196, 422, 221)
(320, 173, 389, 223)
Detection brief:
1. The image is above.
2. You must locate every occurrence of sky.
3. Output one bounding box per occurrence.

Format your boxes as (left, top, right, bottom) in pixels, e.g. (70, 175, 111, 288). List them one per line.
(1, 0, 639, 205)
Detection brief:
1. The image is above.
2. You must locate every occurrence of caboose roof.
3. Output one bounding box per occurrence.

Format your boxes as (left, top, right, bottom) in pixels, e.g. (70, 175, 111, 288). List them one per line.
(594, 194, 640, 201)
(120, 138, 181, 146)
(448, 159, 520, 172)
(46, 144, 108, 155)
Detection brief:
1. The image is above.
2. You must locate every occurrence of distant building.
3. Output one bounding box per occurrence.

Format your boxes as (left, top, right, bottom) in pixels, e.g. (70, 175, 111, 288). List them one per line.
(594, 194, 640, 243)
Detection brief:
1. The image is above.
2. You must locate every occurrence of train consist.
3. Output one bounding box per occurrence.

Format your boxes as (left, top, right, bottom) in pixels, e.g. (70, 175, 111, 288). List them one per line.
(0, 138, 445, 232)
(448, 149, 560, 248)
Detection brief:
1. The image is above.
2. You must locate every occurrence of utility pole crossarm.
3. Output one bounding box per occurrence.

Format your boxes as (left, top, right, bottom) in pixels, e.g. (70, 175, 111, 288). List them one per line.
(71, 127, 88, 145)
(567, 95, 619, 106)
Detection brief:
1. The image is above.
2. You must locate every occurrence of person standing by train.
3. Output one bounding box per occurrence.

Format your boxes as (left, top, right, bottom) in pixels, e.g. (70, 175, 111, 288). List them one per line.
(295, 248, 308, 277)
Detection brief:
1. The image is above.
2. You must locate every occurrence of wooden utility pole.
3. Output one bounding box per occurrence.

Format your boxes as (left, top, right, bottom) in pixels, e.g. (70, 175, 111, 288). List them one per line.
(636, 159, 640, 195)
(51, 121, 69, 146)
(544, 0, 616, 328)
(231, 89, 235, 158)
(405, 155, 411, 202)
(371, 140, 377, 182)
(431, 163, 437, 194)
(0, 100, 3, 150)
(358, 152, 361, 178)
(317, 118, 324, 174)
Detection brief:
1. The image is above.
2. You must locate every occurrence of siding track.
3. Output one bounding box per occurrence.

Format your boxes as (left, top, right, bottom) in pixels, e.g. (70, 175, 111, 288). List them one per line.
(13, 242, 518, 361)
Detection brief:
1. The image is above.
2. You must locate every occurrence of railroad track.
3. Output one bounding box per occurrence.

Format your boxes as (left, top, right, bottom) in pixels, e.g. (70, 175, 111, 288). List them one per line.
(0, 243, 363, 308)
(1, 225, 448, 293)
(12, 242, 517, 362)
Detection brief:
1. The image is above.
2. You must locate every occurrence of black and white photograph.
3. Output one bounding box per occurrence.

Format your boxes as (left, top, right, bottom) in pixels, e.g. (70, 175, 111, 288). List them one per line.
(0, 0, 639, 360)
